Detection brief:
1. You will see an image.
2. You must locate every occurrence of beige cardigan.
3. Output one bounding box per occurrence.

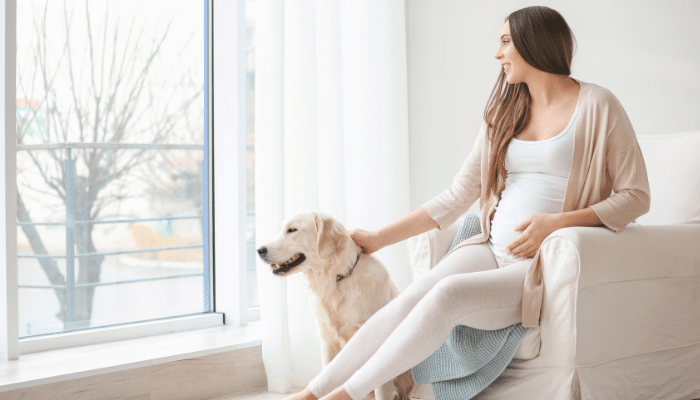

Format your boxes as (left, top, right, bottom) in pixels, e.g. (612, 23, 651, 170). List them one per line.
(421, 79, 651, 328)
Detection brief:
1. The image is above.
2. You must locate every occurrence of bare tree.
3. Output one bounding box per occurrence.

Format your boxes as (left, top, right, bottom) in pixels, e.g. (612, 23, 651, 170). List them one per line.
(16, 0, 203, 330)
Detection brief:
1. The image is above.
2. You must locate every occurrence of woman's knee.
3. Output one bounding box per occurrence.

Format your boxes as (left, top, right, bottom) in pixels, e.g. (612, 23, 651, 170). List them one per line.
(421, 278, 469, 310)
(395, 280, 457, 319)
(393, 284, 427, 312)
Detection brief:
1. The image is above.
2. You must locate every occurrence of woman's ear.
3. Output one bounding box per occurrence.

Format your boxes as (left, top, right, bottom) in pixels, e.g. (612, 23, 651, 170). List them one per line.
(314, 213, 347, 260)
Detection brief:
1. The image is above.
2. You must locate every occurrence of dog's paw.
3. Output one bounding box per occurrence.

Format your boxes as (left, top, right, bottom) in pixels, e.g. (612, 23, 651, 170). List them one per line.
(392, 369, 416, 400)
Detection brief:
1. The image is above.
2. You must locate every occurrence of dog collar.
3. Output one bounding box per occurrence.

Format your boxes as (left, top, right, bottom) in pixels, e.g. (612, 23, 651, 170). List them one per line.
(336, 252, 361, 283)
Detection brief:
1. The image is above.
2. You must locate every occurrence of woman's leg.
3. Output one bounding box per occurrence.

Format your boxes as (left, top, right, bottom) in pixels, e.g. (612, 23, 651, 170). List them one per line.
(342, 259, 532, 400)
(305, 243, 499, 398)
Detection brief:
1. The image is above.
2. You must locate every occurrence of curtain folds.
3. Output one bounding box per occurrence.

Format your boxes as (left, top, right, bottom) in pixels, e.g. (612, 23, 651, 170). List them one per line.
(255, 0, 412, 392)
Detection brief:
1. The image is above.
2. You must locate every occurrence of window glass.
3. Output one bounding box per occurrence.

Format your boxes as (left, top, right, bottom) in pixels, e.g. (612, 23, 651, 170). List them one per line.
(16, 0, 208, 336)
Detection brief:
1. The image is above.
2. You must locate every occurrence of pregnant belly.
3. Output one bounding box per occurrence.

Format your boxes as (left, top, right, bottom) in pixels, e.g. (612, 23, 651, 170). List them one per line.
(489, 174, 567, 258)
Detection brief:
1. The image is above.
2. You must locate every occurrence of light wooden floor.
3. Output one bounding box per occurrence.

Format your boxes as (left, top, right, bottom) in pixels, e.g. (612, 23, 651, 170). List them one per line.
(211, 388, 433, 400)
(211, 388, 292, 399)
(209, 388, 700, 400)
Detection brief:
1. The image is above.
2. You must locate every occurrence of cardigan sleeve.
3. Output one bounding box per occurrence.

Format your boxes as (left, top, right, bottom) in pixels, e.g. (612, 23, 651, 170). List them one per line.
(420, 122, 486, 230)
(588, 90, 651, 232)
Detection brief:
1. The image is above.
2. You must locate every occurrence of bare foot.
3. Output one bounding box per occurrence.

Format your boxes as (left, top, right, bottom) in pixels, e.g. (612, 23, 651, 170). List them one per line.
(283, 387, 319, 400)
(320, 386, 353, 400)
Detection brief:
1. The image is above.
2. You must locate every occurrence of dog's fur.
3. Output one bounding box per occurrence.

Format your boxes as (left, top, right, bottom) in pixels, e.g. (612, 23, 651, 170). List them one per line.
(258, 211, 415, 400)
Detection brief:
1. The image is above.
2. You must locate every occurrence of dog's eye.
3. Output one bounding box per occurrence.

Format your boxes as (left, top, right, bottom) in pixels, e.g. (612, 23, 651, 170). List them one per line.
(287, 228, 297, 234)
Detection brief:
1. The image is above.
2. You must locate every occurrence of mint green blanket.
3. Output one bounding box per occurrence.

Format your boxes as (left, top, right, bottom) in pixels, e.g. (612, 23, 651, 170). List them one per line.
(410, 213, 530, 399)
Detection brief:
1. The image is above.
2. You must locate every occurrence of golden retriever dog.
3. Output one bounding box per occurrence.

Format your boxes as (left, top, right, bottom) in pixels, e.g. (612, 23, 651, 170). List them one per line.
(257, 211, 416, 400)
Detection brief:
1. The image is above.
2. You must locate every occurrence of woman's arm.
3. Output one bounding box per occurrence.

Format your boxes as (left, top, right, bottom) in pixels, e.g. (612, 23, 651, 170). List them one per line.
(349, 208, 439, 254)
(352, 122, 488, 254)
(556, 207, 604, 229)
(506, 207, 603, 259)
(587, 89, 651, 232)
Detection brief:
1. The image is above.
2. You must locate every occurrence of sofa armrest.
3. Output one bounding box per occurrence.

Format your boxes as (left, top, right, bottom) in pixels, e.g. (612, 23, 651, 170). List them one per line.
(537, 222, 700, 368)
(406, 216, 463, 282)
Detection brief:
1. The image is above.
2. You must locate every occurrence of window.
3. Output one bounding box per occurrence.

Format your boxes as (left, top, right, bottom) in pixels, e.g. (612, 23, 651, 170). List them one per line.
(15, 0, 211, 337)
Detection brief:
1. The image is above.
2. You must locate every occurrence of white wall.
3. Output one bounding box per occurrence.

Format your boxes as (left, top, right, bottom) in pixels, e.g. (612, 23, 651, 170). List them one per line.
(406, 0, 700, 211)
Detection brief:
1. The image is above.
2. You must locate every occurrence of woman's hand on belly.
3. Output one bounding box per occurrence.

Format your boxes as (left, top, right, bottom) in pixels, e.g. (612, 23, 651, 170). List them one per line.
(505, 213, 562, 259)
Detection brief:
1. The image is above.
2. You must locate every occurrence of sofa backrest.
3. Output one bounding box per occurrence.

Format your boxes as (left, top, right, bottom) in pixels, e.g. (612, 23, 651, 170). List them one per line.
(636, 130, 700, 225)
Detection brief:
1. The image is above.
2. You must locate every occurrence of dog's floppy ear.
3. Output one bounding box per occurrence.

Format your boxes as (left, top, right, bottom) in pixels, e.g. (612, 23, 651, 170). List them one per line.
(315, 213, 347, 260)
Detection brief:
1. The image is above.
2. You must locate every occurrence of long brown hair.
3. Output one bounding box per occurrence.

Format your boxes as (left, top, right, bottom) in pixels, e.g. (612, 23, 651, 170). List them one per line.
(483, 6, 576, 198)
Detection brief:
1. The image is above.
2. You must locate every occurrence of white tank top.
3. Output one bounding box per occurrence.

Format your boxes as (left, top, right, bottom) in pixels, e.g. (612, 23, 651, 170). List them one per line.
(488, 104, 578, 262)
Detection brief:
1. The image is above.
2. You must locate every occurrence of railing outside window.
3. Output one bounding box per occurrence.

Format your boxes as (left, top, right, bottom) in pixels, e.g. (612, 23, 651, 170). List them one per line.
(17, 143, 210, 336)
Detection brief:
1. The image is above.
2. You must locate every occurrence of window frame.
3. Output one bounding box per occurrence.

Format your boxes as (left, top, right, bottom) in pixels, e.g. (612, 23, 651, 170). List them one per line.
(2, 0, 19, 362)
(1, 0, 253, 359)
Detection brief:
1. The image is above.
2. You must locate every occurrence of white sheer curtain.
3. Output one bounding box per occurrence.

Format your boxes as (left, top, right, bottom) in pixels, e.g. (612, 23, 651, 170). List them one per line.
(254, 0, 412, 393)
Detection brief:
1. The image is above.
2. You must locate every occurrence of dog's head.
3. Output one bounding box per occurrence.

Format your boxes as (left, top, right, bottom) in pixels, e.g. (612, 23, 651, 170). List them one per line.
(257, 211, 351, 276)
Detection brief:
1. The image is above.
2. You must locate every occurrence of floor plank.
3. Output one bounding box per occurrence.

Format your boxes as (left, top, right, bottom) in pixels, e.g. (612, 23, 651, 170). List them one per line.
(210, 387, 293, 399)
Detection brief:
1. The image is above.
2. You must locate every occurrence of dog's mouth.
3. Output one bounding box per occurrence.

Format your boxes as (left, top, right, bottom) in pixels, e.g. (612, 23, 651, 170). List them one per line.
(271, 253, 306, 275)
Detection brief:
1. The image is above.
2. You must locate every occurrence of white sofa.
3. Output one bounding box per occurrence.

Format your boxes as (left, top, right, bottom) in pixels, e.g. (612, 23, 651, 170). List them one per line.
(406, 130, 700, 400)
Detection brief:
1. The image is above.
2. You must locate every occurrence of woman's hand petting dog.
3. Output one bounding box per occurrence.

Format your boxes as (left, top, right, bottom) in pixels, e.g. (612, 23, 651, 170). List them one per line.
(348, 229, 384, 255)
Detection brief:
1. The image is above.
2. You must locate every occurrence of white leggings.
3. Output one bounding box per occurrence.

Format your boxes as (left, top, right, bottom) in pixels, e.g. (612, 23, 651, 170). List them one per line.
(307, 241, 533, 400)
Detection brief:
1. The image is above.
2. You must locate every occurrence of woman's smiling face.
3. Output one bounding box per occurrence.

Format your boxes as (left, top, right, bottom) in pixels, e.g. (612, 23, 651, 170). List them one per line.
(495, 20, 530, 84)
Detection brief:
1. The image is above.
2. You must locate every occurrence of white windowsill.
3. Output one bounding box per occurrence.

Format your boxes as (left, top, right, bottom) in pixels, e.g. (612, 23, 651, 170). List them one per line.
(0, 319, 263, 393)
(19, 313, 227, 355)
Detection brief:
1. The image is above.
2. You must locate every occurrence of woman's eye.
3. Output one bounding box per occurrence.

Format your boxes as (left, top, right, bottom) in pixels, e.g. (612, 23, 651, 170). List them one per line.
(502, 40, 510, 45)
(287, 228, 297, 234)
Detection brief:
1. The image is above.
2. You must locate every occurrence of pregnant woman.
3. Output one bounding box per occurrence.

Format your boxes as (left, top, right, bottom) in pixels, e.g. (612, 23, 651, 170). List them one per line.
(286, 5, 650, 400)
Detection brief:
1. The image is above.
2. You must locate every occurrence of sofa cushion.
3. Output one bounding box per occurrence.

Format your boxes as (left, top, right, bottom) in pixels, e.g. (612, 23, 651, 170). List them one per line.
(514, 326, 541, 360)
(636, 130, 700, 225)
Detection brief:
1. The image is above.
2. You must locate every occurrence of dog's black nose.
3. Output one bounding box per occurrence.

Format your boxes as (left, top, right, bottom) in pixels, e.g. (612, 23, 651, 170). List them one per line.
(257, 246, 268, 257)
